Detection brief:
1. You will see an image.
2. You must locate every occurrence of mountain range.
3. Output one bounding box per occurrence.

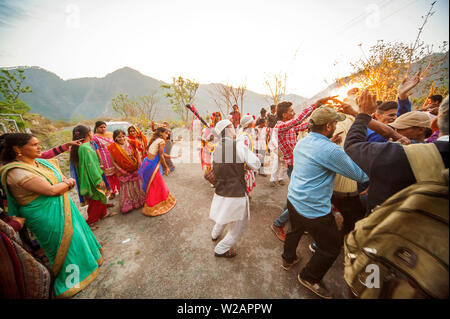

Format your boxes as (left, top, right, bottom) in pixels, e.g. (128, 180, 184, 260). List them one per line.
(4, 66, 308, 121)
(3, 52, 448, 122)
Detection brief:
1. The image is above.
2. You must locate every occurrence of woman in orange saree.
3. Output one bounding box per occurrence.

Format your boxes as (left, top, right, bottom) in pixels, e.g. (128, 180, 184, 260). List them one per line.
(138, 127, 176, 217)
(127, 125, 148, 159)
(108, 130, 146, 214)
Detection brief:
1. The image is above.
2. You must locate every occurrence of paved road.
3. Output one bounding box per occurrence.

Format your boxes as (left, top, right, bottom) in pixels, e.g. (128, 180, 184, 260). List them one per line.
(74, 144, 348, 299)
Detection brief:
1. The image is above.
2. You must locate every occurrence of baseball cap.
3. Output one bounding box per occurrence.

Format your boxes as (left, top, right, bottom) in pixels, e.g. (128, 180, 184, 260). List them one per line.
(308, 106, 346, 126)
(389, 111, 431, 130)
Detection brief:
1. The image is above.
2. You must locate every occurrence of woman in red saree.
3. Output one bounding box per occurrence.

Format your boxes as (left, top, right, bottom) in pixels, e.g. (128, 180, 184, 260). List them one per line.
(127, 125, 148, 159)
(108, 130, 146, 214)
(138, 127, 176, 217)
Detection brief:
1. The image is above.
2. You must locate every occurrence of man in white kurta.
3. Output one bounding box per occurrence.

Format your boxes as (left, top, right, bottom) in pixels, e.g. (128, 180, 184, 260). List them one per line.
(268, 127, 287, 186)
(209, 120, 261, 257)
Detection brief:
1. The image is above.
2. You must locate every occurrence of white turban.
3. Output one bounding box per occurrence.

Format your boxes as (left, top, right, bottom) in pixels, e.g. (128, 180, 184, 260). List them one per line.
(240, 115, 254, 128)
(215, 119, 233, 136)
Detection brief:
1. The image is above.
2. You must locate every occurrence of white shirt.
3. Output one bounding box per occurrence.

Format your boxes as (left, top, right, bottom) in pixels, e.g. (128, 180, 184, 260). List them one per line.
(237, 128, 256, 153)
(268, 128, 279, 151)
(209, 137, 260, 224)
(255, 127, 267, 151)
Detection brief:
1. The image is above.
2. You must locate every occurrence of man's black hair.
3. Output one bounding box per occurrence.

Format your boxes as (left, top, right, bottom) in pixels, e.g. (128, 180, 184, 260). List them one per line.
(377, 101, 397, 114)
(430, 95, 443, 104)
(276, 101, 293, 120)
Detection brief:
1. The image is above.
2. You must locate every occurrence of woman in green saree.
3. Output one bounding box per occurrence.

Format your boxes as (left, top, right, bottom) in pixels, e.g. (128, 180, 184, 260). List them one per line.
(70, 125, 109, 229)
(0, 133, 103, 298)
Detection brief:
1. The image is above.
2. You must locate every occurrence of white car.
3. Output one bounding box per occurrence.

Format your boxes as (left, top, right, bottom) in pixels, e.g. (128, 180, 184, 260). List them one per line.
(105, 121, 133, 133)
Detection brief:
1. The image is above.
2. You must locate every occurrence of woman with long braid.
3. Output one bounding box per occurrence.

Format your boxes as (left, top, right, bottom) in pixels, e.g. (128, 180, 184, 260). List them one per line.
(70, 125, 108, 229)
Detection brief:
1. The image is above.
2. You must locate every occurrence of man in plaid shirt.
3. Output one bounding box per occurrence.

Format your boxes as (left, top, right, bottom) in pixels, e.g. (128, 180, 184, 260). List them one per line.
(271, 96, 336, 241)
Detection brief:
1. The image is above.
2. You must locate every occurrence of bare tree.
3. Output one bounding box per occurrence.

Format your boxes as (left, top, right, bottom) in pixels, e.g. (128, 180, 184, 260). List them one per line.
(405, 1, 436, 79)
(112, 91, 160, 130)
(135, 90, 159, 129)
(209, 83, 247, 117)
(208, 83, 232, 117)
(232, 84, 246, 115)
(111, 93, 139, 119)
(264, 72, 287, 106)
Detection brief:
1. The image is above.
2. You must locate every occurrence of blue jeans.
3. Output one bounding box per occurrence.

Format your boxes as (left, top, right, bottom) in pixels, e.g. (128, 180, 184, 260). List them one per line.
(273, 165, 293, 227)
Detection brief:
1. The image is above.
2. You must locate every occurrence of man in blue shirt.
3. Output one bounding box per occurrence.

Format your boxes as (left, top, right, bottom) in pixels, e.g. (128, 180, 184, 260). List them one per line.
(281, 106, 368, 299)
(366, 72, 420, 142)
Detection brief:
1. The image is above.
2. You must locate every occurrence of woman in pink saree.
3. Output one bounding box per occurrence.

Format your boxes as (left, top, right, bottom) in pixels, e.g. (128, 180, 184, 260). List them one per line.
(92, 121, 120, 199)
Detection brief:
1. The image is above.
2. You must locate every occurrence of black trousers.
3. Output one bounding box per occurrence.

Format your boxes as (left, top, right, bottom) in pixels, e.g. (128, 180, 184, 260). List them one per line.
(331, 194, 366, 235)
(282, 200, 342, 284)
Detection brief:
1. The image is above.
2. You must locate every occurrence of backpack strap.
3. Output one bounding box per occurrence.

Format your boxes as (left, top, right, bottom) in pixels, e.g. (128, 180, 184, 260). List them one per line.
(402, 143, 446, 184)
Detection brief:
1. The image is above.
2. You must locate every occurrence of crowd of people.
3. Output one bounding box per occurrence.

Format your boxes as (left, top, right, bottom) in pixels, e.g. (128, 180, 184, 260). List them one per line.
(0, 121, 177, 298)
(202, 71, 448, 299)
(0, 70, 448, 299)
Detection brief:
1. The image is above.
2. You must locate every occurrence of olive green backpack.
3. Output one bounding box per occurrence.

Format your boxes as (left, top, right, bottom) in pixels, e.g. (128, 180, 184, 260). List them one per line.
(344, 143, 449, 299)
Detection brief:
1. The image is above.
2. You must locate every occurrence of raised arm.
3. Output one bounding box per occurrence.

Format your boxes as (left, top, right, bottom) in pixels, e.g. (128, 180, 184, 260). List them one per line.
(327, 146, 368, 183)
(397, 72, 420, 116)
(39, 139, 83, 159)
(277, 96, 336, 133)
(336, 101, 410, 144)
(344, 90, 390, 173)
(236, 140, 261, 171)
(368, 120, 410, 144)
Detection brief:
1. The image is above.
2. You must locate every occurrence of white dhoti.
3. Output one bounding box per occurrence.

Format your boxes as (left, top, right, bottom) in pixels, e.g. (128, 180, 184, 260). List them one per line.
(211, 220, 248, 254)
(209, 193, 250, 254)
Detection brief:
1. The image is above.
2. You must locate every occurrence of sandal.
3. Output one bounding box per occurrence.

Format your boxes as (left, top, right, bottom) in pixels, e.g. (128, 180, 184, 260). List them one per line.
(215, 248, 237, 258)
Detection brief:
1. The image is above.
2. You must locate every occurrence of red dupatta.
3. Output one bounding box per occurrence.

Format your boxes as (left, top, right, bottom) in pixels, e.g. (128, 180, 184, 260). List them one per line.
(127, 126, 148, 156)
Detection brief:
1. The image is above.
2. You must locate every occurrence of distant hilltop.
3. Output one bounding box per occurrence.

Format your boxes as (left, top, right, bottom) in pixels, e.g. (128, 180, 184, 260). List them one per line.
(0, 66, 308, 121)
(3, 52, 447, 122)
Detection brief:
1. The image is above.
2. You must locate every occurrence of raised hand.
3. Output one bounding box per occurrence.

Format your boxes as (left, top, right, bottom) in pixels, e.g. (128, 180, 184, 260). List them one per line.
(66, 139, 84, 147)
(398, 72, 421, 100)
(316, 95, 338, 106)
(358, 89, 377, 115)
(336, 102, 358, 117)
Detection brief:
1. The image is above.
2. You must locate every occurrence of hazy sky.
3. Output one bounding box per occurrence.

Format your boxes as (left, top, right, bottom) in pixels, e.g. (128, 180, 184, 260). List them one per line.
(0, 0, 448, 98)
